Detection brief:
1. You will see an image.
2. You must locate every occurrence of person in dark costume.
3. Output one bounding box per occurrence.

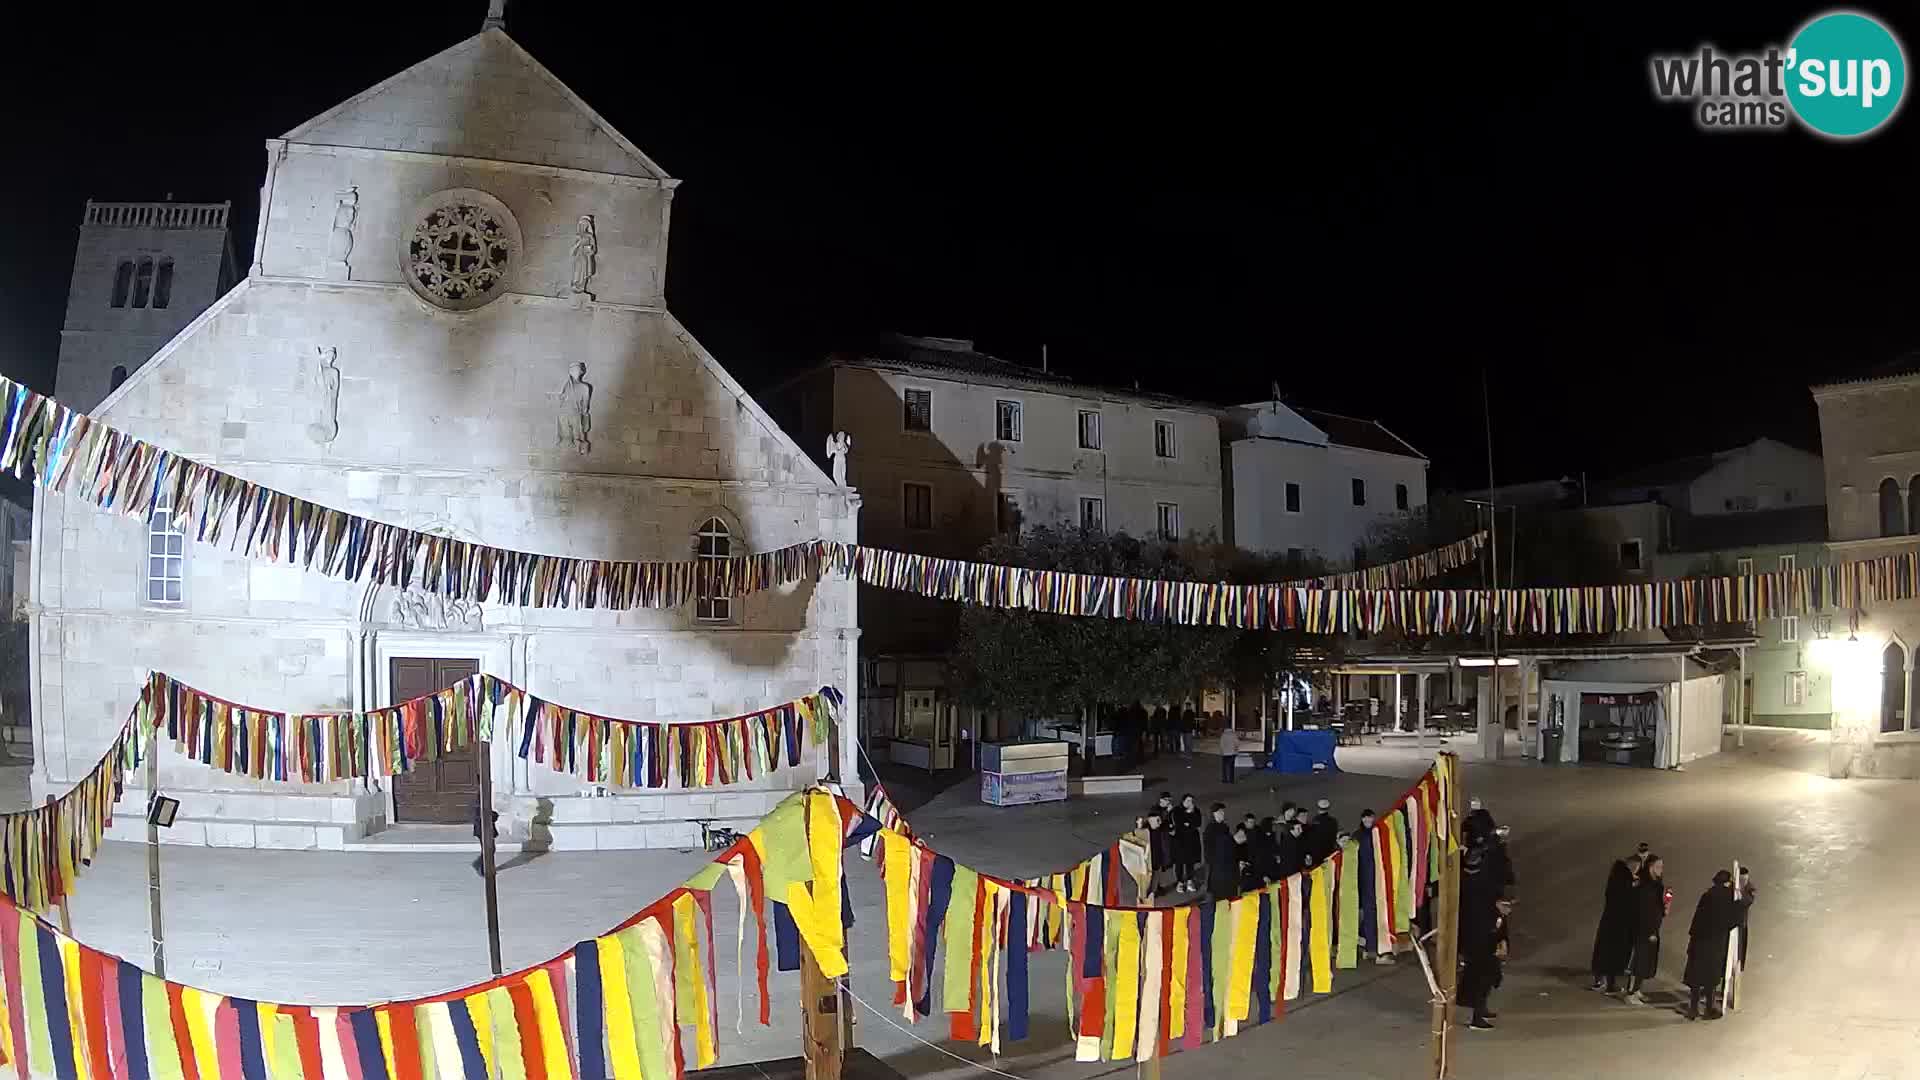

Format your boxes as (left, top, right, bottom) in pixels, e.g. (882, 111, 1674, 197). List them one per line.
(1204, 803, 1240, 899)
(1306, 799, 1341, 863)
(1149, 705, 1168, 758)
(1171, 793, 1205, 894)
(1234, 824, 1261, 892)
(1143, 808, 1173, 900)
(1278, 816, 1308, 874)
(1625, 853, 1669, 1004)
(1589, 855, 1642, 992)
(1348, 808, 1377, 847)
(1243, 814, 1277, 885)
(1683, 870, 1753, 1020)
(1735, 866, 1757, 969)
(1458, 826, 1509, 1029)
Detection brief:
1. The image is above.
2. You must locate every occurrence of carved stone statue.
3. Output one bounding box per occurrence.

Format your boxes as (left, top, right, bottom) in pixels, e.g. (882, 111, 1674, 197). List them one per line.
(557, 361, 593, 454)
(306, 346, 340, 445)
(826, 431, 852, 486)
(569, 215, 598, 298)
(390, 588, 483, 631)
(325, 187, 358, 281)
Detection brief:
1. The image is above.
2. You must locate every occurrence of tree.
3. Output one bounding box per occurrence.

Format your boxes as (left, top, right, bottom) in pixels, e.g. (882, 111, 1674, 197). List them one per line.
(946, 528, 1339, 763)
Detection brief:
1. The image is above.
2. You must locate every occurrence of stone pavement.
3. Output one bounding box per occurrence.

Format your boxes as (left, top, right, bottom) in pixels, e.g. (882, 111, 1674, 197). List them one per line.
(20, 729, 1920, 1079)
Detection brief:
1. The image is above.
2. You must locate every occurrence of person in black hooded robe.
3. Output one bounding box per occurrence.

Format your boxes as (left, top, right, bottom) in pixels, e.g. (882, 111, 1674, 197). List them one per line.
(1589, 855, 1642, 992)
(1171, 794, 1205, 894)
(1625, 854, 1669, 1003)
(1457, 825, 1508, 1029)
(1682, 869, 1752, 1020)
(1204, 802, 1240, 899)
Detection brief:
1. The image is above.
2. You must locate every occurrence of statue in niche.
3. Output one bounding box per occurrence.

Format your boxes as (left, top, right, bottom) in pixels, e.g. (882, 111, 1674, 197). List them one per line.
(325, 187, 358, 280)
(556, 361, 593, 454)
(569, 215, 598, 299)
(826, 431, 853, 486)
(306, 346, 340, 445)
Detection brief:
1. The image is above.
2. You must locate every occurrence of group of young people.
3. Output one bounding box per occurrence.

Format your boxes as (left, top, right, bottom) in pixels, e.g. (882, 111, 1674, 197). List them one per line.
(1108, 702, 1226, 768)
(1589, 846, 1756, 1021)
(1134, 792, 1369, 901)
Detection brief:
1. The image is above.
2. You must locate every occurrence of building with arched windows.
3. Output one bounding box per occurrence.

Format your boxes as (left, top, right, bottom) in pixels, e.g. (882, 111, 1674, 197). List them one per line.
(1811, 359, 1920, 778)
(28, 15, 859, 847)
(54, 200, 239, 413)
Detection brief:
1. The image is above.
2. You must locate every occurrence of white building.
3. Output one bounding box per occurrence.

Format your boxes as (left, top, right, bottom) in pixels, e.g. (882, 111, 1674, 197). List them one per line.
(1222, 395, 1428, 563)
(1595, 437, 1825, 518)
(28, 17, 858, 848)
(778, 334, 1223, 765)
(1811, 359, 1920, 778)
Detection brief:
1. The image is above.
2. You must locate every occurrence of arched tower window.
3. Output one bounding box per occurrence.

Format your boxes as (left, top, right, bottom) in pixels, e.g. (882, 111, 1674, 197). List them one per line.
(1882, 641, 1909, 733)
(1879, 477, 1904, 537)
(152, 258, 175, 309)
(131, 258, 154, 308)
(110, 261, 133, 308)
(695, 517, 733, 623)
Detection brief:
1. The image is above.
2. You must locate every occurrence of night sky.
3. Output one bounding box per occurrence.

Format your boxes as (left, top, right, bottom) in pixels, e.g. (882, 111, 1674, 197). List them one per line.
(2, 2, 1913, 490)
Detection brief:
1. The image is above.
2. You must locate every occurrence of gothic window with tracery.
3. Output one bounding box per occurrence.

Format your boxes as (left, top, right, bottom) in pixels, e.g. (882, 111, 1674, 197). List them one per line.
(401, 190, 519, 311)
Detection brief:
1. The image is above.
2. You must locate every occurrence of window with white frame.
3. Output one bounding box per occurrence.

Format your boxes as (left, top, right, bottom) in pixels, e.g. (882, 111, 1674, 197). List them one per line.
(1079, 496, 1105, 532)
(1154, 420, 1176, 459)
(903, 483, 933, 531)
(1156, 502, 1180, 541)
(1786, 670, 1808, 706)
(903, 388, 933, 432)
(145, 493, 187, 605)
(1780, 615, 1799, 643)
(1779, 553, 1796, 574)
(694, 517, 733, 622)
(1735, 557, 1753, 576)
(995, 400, 1023, 443)
(1077, 410, 1102, 450)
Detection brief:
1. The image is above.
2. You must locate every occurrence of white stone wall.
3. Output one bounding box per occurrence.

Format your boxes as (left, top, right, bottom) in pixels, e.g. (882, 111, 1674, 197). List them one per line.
(1684, 439, 1826, 517)
(829, 366, 1224, 555)
(29, 26, 859, 845)
(1228, 440, 1428, 560)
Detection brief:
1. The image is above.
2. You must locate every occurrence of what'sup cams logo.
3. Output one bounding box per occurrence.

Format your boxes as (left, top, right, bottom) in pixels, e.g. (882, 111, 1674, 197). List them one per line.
(1650, 10, 1907, 138)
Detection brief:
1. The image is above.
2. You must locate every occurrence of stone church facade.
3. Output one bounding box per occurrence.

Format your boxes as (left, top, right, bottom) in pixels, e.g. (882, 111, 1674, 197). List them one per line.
(28, 25, 860, 848)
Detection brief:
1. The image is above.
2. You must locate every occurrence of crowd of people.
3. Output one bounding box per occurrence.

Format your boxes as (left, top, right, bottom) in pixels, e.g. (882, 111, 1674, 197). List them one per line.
(1135, 792, 1365, 900)
(1104, 702, 1232, 770)
(1589, 847, 1755, 1020)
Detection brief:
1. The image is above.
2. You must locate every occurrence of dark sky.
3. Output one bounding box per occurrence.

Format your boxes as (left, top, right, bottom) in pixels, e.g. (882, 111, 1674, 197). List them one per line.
(2, 2, 1913, 490)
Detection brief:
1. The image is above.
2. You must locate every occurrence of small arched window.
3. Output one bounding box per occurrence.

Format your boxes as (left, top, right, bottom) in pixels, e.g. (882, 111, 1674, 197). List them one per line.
(152, 258, 175, 309)
(109, 366, 128, 392)
(131, 258, 154, 308)
(1880, 478, 1904, 537)
(110, 261, 133, 308)
(695, 517, 733, 622)
(1882, 641, 1908, 733)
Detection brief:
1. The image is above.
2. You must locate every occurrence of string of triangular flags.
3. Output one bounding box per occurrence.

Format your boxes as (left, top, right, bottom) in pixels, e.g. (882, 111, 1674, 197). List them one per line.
(0, 675, 837, 914)
(856, 755, 1460, 1061)
(0, 761, 1458, 1078)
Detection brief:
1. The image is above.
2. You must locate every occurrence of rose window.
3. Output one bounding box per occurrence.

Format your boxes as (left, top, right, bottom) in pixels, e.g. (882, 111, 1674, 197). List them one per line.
(399, 189, 520, 311)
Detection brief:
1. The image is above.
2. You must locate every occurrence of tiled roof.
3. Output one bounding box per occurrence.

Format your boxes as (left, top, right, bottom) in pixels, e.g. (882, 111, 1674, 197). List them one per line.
(834, 335, 1218, 411)
(1292, 407, 1425, 459)
(1811, 350, 1920, 390)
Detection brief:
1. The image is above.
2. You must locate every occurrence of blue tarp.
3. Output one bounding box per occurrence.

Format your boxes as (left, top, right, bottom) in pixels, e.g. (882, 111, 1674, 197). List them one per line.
(1270, 730, 1340, 774)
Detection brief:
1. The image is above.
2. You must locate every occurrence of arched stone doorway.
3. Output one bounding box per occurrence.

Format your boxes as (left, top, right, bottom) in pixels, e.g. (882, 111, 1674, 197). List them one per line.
(1880, 640, 1907, 734)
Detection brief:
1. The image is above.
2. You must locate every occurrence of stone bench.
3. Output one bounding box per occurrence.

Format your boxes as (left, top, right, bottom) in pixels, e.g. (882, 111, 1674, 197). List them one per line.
(1071, 773, 1144, 796)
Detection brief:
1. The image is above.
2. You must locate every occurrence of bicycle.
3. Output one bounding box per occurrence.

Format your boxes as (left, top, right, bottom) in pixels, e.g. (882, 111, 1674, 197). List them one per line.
(687, 818, 744, 853)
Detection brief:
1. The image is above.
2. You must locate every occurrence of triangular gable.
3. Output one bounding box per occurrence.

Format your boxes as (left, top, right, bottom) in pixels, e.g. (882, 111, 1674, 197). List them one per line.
(667, 313, 838, 491)
(282, 29, 672, 182)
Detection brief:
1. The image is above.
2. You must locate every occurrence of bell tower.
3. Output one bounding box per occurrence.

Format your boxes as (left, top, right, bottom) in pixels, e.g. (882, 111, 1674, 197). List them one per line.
(54, 198, 238, 412)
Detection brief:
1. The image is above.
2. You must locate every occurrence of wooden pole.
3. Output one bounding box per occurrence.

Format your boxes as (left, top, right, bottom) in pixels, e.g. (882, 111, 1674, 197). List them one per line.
(43, 795, 73, 938)
(476, 737, 503, 977)
(1430, 753, 1464, 1080)
(143, 750, 165, 977)
(799, 935, 844, 1080)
